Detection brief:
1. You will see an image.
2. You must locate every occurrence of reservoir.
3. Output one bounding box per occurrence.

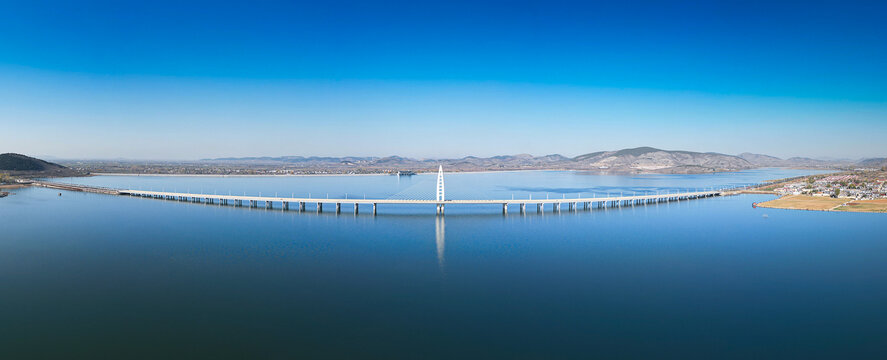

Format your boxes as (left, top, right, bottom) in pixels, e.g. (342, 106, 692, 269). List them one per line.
(2, 169, 885, 358)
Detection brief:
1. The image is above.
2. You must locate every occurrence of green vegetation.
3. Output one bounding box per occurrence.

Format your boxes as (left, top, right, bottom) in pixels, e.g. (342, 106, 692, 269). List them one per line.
(0, 153, 82, 177)
(0, 173, 13, 184)
(0, 153, 61, 171)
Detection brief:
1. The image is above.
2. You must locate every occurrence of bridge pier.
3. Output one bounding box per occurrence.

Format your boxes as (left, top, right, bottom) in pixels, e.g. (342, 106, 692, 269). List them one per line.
(502, 203, 508, 214)
(520, 203, 526, 214)
(336, 203, 341, 214)
(373, 203, 377, 215)
(537, 203, 543, 214)
(283, 201, 289, 210)
(299, 202, 305, 212)
(354, 203, 359, 214)
(265, 201, 272, 209)
(317, 203, 323, 212)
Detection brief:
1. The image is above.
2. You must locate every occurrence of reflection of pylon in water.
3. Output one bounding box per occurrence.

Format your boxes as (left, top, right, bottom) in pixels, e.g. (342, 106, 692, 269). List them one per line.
(435, 216, 445, 274)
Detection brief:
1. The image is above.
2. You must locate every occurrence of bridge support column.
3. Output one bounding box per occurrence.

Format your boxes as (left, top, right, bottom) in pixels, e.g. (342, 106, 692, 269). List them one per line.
(502, 203, 508, 215)
(266, 201, 272, 209)
(336, 203, 341, 214)
(373, 203, 377, 215)
(317, 203, 323, 212)
(353, 203, 359, 214)
(283, 202, 289, 210)
(520, 203, 526, 214)
(299, 202, 305, 212)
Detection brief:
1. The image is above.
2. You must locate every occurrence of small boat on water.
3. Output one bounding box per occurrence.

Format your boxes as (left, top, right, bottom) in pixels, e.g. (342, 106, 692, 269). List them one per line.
(0, 191, 8, 198)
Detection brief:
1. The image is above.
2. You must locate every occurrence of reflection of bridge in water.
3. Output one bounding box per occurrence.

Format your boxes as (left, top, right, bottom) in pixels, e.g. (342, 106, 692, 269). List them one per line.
(34, 166, 724, 215)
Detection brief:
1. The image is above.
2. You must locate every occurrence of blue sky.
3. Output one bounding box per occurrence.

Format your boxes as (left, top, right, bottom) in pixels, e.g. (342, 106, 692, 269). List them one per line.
(1, 0, 885, 160)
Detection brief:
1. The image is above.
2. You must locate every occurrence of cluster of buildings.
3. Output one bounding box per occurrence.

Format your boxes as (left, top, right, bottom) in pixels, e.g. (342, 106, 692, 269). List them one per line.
(774, 172, 887, 200)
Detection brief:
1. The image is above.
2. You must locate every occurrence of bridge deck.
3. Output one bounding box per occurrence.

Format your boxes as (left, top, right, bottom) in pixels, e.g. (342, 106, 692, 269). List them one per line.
(118, 189, 720, 204)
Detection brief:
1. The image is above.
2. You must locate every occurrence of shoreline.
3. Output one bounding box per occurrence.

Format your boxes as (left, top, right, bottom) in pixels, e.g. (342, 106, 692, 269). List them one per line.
(83, 167, 800, 178)
(90, 169, 582, 177)
(0, 184, 28, 189)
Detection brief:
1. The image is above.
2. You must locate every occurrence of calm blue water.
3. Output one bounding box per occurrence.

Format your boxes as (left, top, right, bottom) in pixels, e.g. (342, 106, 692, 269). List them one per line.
(4, 169, 887, 358)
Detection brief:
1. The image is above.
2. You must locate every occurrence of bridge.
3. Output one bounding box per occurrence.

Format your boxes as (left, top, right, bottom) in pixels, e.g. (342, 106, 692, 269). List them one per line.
(33, 167, 724, 215)
(116, 189, 721, 215)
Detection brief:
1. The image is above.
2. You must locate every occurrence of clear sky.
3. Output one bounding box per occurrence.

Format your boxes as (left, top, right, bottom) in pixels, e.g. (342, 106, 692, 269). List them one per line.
(1, 0, 885, 160)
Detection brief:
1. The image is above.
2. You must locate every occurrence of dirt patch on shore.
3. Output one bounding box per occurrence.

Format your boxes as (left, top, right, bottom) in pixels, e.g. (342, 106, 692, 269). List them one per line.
(0, 184, 28, 189)
(756, 195, 849, 211)
(836, 199, 887, 213)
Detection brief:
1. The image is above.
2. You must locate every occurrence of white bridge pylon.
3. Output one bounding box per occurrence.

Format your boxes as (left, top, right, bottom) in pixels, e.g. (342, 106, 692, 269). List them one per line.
(436, 165, 446, 214)
(436, 165, 445, 201)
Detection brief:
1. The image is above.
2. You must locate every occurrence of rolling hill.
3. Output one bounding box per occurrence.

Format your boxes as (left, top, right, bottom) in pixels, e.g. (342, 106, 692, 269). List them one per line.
(574, 147, 754, 173)
(0, 153, 84, 177)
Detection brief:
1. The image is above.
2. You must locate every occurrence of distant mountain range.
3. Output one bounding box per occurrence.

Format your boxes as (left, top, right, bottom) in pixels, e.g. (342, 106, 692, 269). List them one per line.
(737, 153, 852, 168)
(203, 147, 876, 174)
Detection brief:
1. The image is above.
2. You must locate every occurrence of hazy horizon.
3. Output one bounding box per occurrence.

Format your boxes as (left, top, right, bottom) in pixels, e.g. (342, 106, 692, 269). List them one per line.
(2, 1, 885, 160)
(22, 147, 885, 163)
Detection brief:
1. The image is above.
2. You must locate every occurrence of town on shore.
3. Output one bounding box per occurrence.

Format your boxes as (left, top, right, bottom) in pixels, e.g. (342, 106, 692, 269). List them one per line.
(752, 171, 887, 213)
